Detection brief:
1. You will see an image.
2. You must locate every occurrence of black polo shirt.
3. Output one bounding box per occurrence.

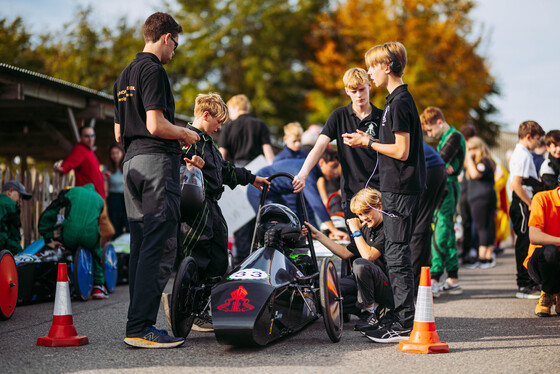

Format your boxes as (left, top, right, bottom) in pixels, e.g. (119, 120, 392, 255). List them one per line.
(378, 85, 425, 195)
(346, 222, 387, 274)
(321, 103, 383, 202)
(217, 114, 271, 163)
(113, 52, 181, 163)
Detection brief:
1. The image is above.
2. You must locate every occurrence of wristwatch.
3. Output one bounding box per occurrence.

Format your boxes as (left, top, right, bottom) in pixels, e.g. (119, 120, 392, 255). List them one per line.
(368, 137, 377, 149)
(351, 230, 362, 238)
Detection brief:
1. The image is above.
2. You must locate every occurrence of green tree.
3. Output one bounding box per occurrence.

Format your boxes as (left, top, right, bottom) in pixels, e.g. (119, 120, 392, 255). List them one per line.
(0, 17, 45, 71)
(170, 0, 328, 129)
(307, 0, 500, 142)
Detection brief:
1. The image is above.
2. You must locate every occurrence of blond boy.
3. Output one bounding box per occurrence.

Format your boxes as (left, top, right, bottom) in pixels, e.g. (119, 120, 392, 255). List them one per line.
(274, 122, 307, 162)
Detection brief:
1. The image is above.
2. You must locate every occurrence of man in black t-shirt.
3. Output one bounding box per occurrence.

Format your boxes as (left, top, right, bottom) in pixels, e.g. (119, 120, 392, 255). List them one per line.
(218, 94, 274, 166)
(344, 42, 426, 343)
(293, 68, 383, 225)
(113, 12, 199, 349)
(304, 188, 393, 326)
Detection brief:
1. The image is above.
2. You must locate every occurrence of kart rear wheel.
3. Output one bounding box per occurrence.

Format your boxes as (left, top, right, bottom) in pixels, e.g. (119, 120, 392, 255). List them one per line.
(102, 243, 118, 293)
(171, 256, 198, 338)
(340, 259, 351, 323)
(73, 247, 93, 301)
(0, 250, 18, 320)
(320, 258, 343, 343)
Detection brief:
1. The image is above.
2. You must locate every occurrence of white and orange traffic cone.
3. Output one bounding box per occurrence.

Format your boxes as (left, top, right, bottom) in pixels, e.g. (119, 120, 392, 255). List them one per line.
(399, 266, 449, 354)
(37, 263, 89, 347)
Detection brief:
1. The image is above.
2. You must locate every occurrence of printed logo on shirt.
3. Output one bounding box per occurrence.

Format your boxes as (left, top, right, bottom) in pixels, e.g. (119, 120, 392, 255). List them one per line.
(381, 106, 390, 126)
(116, 86, 136, 102)
(364, 121, 378, 137)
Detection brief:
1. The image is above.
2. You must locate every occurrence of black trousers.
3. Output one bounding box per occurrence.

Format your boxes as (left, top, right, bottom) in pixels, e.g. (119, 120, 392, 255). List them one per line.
(124, 153, 180, 334)
(410, 164, 446, 291)
(527, 245, 560, 294)
(510, 193, 536, 288)
(381, 192, 418, 328)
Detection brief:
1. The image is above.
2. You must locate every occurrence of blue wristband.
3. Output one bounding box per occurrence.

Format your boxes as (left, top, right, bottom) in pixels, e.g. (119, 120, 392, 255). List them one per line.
(351, 230, 362, 238)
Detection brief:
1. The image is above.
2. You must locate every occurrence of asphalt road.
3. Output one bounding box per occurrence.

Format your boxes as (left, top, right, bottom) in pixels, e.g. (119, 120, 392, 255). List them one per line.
(1, 245, 559, 374)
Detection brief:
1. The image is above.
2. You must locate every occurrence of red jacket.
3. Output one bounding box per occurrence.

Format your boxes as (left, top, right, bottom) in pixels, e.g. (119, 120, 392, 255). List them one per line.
(61, 143, 105, 199)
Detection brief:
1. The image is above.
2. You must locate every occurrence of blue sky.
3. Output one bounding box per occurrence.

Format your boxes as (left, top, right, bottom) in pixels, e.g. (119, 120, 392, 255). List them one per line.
(4, 0, 560, 133)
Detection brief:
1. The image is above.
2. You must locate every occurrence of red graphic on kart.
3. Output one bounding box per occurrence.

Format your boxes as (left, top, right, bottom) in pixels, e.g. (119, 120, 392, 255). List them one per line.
(217, 286, 255, 312)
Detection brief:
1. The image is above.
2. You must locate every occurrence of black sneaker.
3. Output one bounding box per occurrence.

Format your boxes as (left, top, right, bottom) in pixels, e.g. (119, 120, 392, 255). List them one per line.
(364, 322, 411, 343)
(354, 310, 378, 327)
(124, 326, 185, 348)
(355, 316, 392, 334)
(516, 285, 541, 299)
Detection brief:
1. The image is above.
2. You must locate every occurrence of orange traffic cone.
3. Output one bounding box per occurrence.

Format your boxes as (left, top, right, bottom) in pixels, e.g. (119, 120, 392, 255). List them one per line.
(398, 266, 449, 354)
(37, 263, 89, 347)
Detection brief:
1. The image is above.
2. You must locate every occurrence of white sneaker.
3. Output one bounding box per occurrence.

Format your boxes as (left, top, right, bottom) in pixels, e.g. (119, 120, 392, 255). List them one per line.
(431, 280, 441, 298)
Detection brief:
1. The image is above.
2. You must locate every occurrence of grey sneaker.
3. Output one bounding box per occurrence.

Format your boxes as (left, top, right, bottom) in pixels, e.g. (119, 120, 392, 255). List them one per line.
(161, 293, 172, 330)
(124, 326, 184, 348)
(441, 280, 463, 295)
(431, 280, 441, 298)
(192, 315, 213, 332)
(516, 286, 541, 299)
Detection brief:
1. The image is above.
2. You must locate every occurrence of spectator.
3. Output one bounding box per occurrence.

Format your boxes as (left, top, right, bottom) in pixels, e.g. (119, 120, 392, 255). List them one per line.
(343, 42, 426, 342)
(525, 175, 560, 317)
(38, 184, 107, 298)
(104, 143, 129, 238)
(459, 124, 478, 266)
(410, 143, 446, 294)
(54, 125, 115, 246)
(464, 137, 497, 268)
(539, 130, 560, 191)
(532, 137, 547, 172)
(274, 122, 307, 162)
(218, 94, 274, 165)
(420, 107, 465, 297)
(247, 148, 347, 239)
(0, 181, 32, 254)
(114, 12, 199, 348)
(508, 120, 545, 299)
(218, 94, 274, 263)
(303, 188, 393, 328)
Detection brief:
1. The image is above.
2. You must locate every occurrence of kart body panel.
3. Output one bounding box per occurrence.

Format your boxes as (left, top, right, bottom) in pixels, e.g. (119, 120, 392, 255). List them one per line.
(212, 246, 319, 346)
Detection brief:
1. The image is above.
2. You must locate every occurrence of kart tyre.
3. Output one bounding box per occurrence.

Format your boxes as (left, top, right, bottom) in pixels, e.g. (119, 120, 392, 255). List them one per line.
(319, 258, 343, 343)
(171, 256, 198, 338)
(340, 259, 351, 323)
(0, 250, 18, 320)
(73, 247, 93, 301)
(102, 243, 118, 293)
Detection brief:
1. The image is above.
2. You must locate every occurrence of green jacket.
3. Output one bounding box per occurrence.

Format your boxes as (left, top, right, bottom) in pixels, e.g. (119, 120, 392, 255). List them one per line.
(39, 184, 103, 244)
(0, 193, 23, 254)
(437, 126, 466, 183)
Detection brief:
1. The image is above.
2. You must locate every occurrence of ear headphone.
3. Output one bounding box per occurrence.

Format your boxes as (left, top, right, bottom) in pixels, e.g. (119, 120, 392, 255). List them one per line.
(384, 44, 402, 74)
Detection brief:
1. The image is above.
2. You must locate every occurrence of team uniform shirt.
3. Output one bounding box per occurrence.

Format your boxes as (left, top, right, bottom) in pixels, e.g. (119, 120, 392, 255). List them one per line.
(524, 187, 560, 267)
(321, 103, 383, 201)
(0, 194, 22, 254)
(60, 143, 105, 199)
(437, 127, 465, 181)
(508, 143, 540, 199)
(346, 222, 387, 274)
(113, 52, 181, 163)
(273, 146, 307, 163)
(218, 114, 271, 163)
(539, 153, 560, 191)
(378, 85, 426, 195)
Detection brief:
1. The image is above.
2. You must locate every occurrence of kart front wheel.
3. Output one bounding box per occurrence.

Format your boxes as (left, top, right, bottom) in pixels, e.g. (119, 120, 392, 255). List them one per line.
(171, 256, 198, 338)
(319, 258, 343, 343)
(0, 250, 18, 320)
(102, 243, 118, 293)
(73, 247, 93, 301)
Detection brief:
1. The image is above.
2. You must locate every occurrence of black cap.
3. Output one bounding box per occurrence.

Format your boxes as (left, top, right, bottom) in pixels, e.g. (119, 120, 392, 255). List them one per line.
(2, 180, 32, 200)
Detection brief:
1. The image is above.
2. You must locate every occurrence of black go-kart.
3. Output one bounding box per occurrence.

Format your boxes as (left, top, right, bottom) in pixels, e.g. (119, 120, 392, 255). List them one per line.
(170, 172, 343, 346)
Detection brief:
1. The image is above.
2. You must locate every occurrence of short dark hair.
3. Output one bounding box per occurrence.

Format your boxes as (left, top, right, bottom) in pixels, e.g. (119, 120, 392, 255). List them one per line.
(320, 147, 338, 163)
(143, 12, 183, 43)
(544, 130, 560, 147)
(79, 126, 93, 136)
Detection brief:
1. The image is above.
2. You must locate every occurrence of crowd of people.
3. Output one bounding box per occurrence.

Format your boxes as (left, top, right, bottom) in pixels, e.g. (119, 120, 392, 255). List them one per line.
(2, 11, 560, 349)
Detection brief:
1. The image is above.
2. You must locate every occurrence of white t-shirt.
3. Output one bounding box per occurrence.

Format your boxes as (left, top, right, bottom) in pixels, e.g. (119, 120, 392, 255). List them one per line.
(508, 143, 539, 199)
